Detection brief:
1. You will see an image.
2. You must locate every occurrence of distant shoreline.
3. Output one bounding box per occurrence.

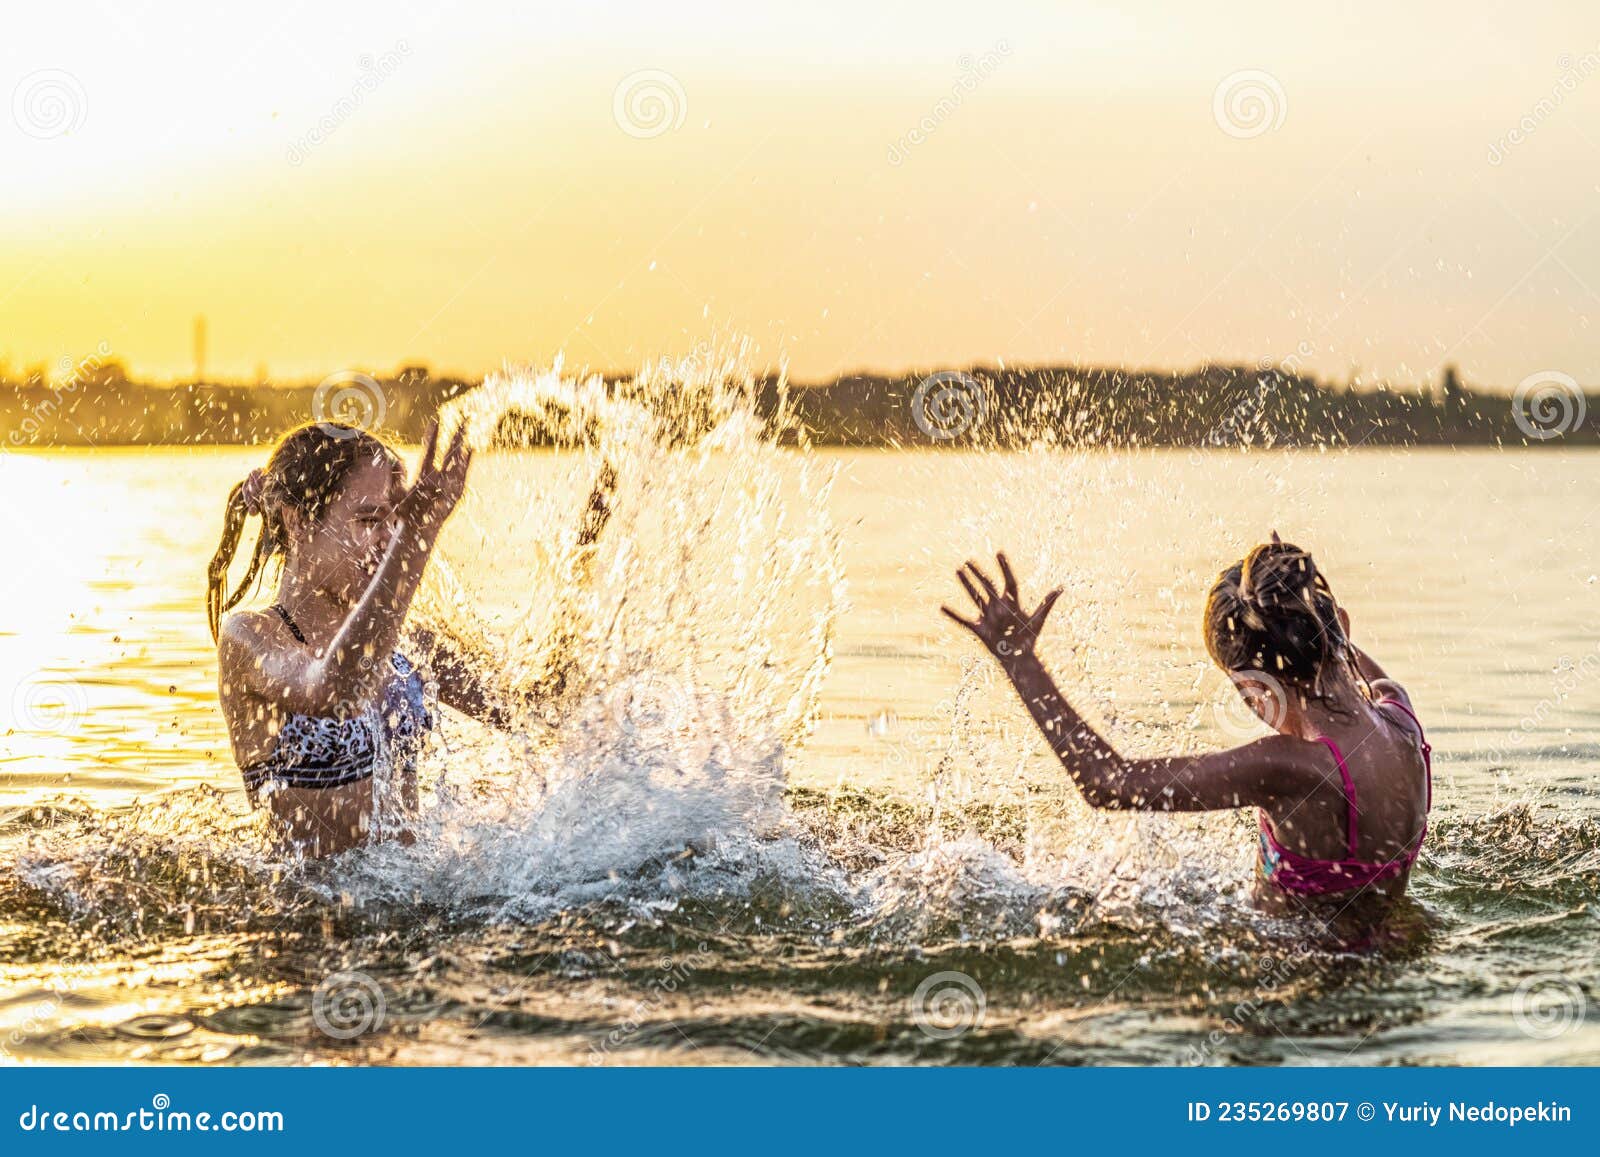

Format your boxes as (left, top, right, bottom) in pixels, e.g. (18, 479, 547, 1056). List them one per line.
(2, 363, 1591, 448)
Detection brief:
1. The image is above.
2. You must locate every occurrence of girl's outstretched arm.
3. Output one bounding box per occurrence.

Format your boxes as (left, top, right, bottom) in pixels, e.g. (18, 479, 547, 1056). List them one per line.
(943, 554, 1320, 812)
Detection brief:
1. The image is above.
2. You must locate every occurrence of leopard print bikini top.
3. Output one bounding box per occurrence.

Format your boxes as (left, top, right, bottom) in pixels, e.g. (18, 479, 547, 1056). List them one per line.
(238, 604, 432, 802)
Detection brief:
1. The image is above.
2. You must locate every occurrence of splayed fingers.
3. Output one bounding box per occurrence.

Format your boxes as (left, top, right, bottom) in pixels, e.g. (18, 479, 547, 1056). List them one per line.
(942, 553, 1062, 661)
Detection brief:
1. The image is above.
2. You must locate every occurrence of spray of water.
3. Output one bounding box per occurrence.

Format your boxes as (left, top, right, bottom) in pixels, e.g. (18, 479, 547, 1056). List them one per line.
(320, 344, 851, 918)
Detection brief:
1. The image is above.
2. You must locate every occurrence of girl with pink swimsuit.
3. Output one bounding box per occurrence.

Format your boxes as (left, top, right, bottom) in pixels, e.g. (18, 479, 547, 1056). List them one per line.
(943, 537, 1432, 935)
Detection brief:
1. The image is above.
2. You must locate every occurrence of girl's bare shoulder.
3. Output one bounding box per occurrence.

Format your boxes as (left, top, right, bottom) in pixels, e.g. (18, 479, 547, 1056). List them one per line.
(216, 608, 291, 664)
(1369, 678, 1415, 713)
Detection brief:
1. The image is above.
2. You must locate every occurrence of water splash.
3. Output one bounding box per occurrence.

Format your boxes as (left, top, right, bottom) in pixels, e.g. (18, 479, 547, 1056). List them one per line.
(338, 344, 847, 916)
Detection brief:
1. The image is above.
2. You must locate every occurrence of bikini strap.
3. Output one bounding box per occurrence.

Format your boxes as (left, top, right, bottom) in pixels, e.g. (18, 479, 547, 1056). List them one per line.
(270, 603, 307, 644)
(1374, 696, 1428, 749)
(1317, 736, 1361, 859)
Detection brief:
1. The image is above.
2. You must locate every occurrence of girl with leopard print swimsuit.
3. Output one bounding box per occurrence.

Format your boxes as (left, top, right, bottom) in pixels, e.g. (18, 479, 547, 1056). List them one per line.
(208, 419, 612, 857)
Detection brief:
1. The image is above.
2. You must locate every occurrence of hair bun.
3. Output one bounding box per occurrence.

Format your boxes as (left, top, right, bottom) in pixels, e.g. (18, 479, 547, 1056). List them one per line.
(1239, 541, 1320, 615)
(1205, 539, 1344, 681)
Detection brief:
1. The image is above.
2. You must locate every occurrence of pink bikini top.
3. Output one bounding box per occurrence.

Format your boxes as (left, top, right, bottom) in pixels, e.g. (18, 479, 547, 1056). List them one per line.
(1257, 697, 1433, 897)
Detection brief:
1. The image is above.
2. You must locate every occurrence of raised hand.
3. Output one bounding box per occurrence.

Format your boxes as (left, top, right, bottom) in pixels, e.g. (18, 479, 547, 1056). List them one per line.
(941, 552, 1062, 663)
(397, 419, 473, 536)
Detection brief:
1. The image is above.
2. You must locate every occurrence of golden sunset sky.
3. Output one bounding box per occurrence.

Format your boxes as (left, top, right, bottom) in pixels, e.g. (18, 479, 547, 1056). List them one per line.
(3, 1, 1599, 387)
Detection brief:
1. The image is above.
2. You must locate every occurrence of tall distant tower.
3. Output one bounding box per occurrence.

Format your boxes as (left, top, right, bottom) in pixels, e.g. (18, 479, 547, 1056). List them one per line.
(193, 316, 207, 383)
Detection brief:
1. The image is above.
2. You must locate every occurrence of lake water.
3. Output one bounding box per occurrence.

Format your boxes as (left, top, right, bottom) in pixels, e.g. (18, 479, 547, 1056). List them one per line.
(1, 439, 1598, 1066)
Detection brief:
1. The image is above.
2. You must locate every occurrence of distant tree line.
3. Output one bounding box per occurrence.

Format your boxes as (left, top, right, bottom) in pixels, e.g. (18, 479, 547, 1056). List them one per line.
(0, 360, 472, 447)
(774, 363, 1587, 448)
(0, 358, 1589, 448)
